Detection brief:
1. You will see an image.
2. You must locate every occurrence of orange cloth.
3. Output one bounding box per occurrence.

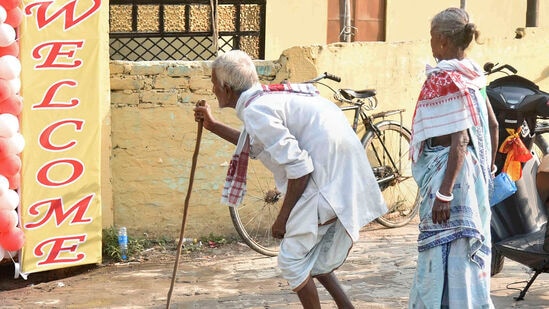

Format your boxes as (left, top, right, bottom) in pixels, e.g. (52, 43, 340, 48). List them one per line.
(498, 127, 533, 181)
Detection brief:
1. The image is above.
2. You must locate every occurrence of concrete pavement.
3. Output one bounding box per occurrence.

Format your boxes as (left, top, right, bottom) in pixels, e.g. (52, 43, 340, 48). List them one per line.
(1, 219, 549, 308)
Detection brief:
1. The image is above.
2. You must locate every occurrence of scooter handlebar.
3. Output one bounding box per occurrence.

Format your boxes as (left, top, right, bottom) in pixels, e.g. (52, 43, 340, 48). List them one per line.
(484, 62, 518, 75)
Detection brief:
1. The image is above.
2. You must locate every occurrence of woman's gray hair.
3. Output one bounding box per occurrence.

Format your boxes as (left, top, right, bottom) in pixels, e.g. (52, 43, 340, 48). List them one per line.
(212, 50, 259, 94)
(431, 7, 480, 50)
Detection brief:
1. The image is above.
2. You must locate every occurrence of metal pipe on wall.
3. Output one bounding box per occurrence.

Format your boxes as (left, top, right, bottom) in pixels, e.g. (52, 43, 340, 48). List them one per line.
(526, 0, 539, 27)
(343, 0, 351, 42)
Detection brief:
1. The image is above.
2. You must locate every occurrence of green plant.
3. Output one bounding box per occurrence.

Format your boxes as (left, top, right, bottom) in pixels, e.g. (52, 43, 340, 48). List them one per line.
(101, 228, 236, 263)
(102, 227, 157, 262)
(102, 227, 121, 262)
(200, 233, 227, 246)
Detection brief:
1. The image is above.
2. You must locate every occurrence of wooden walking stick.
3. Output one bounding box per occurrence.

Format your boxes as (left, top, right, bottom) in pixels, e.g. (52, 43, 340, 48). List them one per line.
(166, 101, 204, 308)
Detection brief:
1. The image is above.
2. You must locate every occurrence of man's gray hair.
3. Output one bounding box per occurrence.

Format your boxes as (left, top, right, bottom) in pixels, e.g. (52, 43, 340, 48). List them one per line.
(212, 50, 259, 94)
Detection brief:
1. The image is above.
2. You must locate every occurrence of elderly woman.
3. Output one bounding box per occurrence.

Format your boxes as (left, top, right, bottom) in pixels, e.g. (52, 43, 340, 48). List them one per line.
(408, 8, 499, 308)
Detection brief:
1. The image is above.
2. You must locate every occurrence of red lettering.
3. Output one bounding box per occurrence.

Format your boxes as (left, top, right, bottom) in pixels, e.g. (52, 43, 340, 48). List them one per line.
(39, 119, 84, 151)
(36, 159, 84, 187)
(32, 80, 79, 109)
(25, 195, 94, 229)
(24, 0, 101, 31)
(34, 235, 86, 265)
(33, 41, 83, 69)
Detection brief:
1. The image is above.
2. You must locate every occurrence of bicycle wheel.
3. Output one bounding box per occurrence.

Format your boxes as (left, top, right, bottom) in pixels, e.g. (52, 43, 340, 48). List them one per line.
(229, 159, 281, 256)
(362, 121, 420, 228)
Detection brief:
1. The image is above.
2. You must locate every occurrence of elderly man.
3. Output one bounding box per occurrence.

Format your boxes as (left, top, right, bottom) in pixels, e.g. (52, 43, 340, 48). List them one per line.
(194, 50, 386, 308)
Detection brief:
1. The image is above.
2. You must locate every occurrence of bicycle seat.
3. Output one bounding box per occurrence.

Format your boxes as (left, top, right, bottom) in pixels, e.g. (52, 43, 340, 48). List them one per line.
(340, 89, 376, 100)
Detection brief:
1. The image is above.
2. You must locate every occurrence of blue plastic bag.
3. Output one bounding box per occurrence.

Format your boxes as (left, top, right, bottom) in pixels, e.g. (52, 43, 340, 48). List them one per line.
(490, 172, 517, 206)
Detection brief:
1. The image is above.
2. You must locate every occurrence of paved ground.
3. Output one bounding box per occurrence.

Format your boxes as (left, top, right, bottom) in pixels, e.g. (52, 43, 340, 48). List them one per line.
(1, 219, 549, 308)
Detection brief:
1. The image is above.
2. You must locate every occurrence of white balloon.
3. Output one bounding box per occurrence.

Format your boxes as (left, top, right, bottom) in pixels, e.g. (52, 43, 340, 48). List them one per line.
(0, 189, 18, 210)
(8, 77, 19, 94)
(0, 56, 20, 80)
(0, 134, 20, 155)
(0, 113, 18, 137)
(9, 133, 24, 154)
(0, 24, 15, 47)
(0, 7, 6, 24)
(0, 136, 17, 155)
(0, 175, 9, 194)
(6, 189, 19, 207)
(2, 208, 18, 227)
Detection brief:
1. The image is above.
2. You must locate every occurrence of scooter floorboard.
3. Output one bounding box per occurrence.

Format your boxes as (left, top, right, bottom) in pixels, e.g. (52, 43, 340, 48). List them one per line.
(496, 226, 549, 272)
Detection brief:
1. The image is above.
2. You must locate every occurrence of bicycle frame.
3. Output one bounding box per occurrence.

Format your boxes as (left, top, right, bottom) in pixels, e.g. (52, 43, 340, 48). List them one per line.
(341, 98, 407, 185)
(229, 73, 419, 258)
(305, 72, 414, 187)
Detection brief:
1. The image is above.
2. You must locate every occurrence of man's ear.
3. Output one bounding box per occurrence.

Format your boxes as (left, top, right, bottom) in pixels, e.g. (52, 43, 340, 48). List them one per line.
(223, 83, 239, 103)
(223, 83, 232, 95)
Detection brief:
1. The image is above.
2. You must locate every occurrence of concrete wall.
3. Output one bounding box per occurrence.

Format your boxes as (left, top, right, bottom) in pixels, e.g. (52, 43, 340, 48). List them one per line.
(385, 0, 530, 42)
(264, 0, 549, 60)
(108, 61, 281, 237)
(108, 28, 549, 239)
(264, 1, 328, 60)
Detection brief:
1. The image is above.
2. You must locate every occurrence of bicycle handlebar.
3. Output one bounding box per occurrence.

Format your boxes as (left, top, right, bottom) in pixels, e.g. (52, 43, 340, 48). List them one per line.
(306, 72, 342, 84)
(324, 72, 341, 83)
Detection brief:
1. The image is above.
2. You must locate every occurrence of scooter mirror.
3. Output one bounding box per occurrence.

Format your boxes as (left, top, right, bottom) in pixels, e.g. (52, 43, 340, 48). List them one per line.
(484, 62, 495, 73)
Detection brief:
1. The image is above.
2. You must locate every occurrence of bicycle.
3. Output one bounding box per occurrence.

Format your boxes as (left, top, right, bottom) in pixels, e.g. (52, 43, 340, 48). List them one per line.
(229, 72, 420, 256)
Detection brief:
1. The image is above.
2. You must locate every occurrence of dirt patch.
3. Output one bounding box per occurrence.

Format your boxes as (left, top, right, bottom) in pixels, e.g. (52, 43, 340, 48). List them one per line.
(0, 239, 240, 291)
(1, 222, 549, 308)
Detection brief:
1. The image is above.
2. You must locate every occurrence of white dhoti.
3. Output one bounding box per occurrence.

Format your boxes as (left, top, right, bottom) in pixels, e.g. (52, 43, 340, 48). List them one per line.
(235, 83, 387, 291)
(277, 189, 353, 291)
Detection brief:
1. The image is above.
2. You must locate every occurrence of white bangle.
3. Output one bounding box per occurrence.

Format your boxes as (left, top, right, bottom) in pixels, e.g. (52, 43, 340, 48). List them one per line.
(436, 190, 454, 202)
(491, 165, 497, 175)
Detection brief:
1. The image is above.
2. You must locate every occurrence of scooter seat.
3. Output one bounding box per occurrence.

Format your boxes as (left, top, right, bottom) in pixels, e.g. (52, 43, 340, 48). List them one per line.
(487, 74, 549, 117)
(495, 227, 549, 272)
(489, 91, 549, 116)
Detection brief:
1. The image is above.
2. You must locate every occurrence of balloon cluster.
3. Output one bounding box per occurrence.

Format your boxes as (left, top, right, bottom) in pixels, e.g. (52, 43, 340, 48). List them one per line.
(0, 0, 24, 259)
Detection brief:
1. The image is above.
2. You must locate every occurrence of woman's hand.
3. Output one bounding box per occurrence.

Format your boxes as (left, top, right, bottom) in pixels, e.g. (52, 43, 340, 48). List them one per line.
(193, 100, 216, 130)
(432, 198, 451, 224)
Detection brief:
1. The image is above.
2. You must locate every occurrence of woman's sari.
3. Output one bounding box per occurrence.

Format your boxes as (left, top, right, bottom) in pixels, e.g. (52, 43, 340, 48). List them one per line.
(408, 59, 494, 308)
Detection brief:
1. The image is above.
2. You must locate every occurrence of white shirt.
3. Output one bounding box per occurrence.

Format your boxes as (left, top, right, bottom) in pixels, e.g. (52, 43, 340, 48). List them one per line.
(235, 84, 387, 240)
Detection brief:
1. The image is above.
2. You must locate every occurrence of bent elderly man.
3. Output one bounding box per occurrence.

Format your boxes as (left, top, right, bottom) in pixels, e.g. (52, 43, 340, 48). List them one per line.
(194, 50, 387, 308)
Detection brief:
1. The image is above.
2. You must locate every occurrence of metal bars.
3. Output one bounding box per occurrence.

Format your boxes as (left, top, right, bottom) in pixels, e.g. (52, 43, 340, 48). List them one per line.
(109, 0, 266, 61)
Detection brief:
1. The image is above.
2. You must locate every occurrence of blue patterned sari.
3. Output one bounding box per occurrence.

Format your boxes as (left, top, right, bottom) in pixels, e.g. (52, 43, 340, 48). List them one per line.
(408, 59, 494, 308)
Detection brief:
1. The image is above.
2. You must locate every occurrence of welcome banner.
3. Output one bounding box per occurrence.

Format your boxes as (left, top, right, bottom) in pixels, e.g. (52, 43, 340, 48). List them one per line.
(19, 0, 107, 274)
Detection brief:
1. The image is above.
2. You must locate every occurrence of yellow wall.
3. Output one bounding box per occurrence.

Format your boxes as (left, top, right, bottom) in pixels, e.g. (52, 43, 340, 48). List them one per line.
(264, 0, 549, 59)
(108, 28, 549, 239)
(466, 0, 528, 39)
(385, 0, 456, 42)
(264, 0, 328, 60)
(386, 0, 529, 42)
(541, 0, 549, 28)
(104, 0, 549, 239)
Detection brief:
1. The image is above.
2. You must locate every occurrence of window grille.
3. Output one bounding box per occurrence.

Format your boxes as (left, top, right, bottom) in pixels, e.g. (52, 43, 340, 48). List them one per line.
(109, 0, 266, 61)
